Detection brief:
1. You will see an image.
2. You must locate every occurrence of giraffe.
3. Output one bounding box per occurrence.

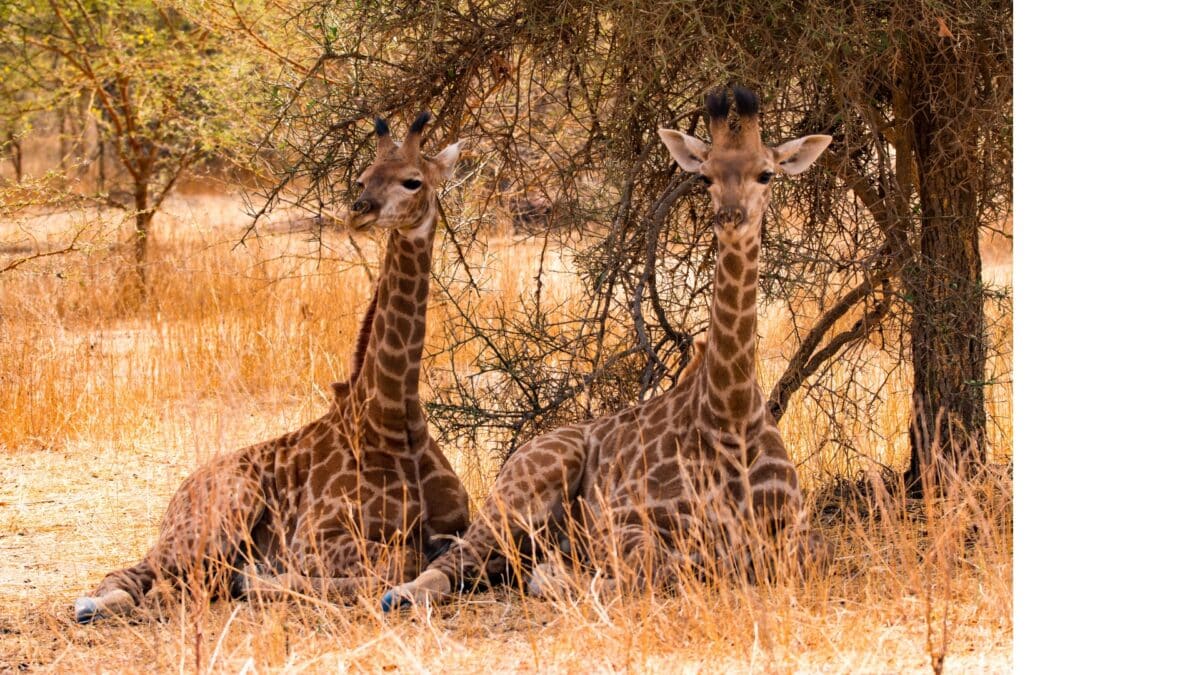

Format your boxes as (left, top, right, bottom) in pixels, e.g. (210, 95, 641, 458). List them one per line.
(73, 112, 471, 623)
(382, 87, 832, 610)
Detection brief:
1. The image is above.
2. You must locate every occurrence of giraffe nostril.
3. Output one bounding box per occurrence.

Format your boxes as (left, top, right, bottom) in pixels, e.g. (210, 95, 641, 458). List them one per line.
(352, 199, 375, 214)
(715, 207, 745, 227)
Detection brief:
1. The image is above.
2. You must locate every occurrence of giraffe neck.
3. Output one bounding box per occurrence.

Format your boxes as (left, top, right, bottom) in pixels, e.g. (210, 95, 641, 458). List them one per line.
(350, 208, 436, 441)
(702, 229, 762, 435)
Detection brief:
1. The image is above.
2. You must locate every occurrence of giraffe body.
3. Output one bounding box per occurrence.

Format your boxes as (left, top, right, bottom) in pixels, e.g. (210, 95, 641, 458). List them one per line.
(385, 88, 832, 609)
(75, 114, 470, 623)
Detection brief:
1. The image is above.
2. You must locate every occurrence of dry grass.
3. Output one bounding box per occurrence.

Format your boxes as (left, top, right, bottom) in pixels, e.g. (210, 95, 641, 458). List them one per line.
(0, 193, 1011, 672)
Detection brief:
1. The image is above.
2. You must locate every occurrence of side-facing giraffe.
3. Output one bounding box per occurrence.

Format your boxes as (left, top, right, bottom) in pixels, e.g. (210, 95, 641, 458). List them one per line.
(73, 112, 471, 623)
(383, 87, 832, 610)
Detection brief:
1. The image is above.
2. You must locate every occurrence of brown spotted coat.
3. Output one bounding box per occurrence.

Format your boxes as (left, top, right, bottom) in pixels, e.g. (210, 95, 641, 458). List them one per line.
(74, 114, 470, 622)
(388, 88, 833, 607)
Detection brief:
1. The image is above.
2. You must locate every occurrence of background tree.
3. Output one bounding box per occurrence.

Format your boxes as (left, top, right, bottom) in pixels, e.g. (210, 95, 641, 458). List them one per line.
(221, 0, 1011, 489)
(0, 75, 33, 183)
(1, 0, 255, 297)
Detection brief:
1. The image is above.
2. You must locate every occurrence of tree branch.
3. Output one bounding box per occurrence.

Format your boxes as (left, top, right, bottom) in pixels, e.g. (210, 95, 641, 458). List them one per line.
(767, 268, 890, 420)
(766, 156, 911, 421)
(1, 226, 86, 274)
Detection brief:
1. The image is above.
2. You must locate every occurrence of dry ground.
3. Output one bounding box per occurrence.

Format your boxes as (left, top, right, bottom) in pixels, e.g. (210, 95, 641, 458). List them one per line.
(0, 193, 1012, 673)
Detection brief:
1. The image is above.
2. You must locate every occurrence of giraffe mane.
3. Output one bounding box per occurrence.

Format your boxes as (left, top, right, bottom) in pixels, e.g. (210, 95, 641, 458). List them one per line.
(349, 285, 378, 382)
(331, 284, 378, 396)
(675, 335, 708, 384)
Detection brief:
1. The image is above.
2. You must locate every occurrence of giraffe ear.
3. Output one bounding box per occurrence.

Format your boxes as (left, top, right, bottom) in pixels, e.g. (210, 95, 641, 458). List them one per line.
(773, 135, 832, 175)
(431, 142, 462, 182)
(657, 129, 709, 173)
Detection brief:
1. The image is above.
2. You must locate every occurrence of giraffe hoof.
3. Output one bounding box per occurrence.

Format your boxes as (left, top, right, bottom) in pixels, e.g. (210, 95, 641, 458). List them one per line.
(73, 597, 100, 624)
(382, 570, 450, 613)
(380, 588, 411, 613)
(229, 567, 249, 600)
(527, 561, 572, 600)
(73, 589, 134, 624)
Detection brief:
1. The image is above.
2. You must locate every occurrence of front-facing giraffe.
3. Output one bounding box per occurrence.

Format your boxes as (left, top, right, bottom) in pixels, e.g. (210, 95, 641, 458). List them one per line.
(384, 87, 832, 610)
(73, 112, 471, 623)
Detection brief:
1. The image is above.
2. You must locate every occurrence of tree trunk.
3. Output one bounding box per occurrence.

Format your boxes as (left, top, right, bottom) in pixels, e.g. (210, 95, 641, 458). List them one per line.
(903, 35, 988, 497)
(6, 132, 20, 182)
(59, 110, 69, 166)
(132, 181, 151, 299)
(97, 137, 105, 192)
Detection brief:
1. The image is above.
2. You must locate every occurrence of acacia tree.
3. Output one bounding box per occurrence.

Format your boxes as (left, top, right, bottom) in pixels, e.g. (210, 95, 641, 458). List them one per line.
(894, 9, 1009, 493)
(1, 0, 250, 296)
(232, 0, 1011, 488)
(770, 2, 1011, 494)
(0, 77, 32, 182)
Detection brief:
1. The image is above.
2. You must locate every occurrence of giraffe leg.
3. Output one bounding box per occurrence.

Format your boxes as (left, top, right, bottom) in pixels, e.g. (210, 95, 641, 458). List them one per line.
(744, 446, 824, 581)
(239, 539, 422, 604)
(416, 437, 472, 545)
(382, 425, 589, 612)
(526, 558, 574, 599)
(527, 519, 688, 601)
(525, 539, 636, 601)
(74, 451, 266, 624)
(599, 519, 679, 596)
(74, 561, 153, 624)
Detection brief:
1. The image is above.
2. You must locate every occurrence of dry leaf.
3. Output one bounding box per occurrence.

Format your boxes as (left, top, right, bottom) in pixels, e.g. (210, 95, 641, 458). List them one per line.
(936, 17, 954, 39)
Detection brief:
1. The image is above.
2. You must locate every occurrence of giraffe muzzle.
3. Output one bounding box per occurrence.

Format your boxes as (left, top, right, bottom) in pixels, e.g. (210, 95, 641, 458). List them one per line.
(351, 198, 378, 215)
(348, 198, 380, 229)
(714, 206, 746, 230)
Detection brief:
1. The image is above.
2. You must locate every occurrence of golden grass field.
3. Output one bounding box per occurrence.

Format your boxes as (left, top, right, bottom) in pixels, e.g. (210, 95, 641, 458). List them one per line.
(0, 192, 1012, 672)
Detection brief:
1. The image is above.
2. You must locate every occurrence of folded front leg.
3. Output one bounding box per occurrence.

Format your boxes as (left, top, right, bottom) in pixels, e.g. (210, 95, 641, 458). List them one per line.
(239, 538, 422, 604)
(383, 424, 589, 612)
(75, 452, 265, 624)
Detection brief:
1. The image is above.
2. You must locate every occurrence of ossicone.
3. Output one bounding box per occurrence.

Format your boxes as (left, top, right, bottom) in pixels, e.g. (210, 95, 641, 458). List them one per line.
(704, 85, 760, 122)
(730, 86, 759, 119)
(705, 89, 731, 122)
(704, 85, 761, 138)
(408, 111, 432, 136)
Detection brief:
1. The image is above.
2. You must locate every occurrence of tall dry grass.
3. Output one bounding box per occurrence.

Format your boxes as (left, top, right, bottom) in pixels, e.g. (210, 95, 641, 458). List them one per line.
(0, 193, 1011, 672)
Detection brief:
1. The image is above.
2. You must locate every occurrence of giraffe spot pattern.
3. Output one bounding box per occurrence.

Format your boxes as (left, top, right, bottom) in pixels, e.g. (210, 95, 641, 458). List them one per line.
(416, 175, 812, 595)
(79, 136, 473, 617)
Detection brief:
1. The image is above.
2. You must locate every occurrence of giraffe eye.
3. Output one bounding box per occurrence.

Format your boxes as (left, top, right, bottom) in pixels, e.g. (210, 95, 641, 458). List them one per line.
(699, 174, 713, 187)
(757, 171, 774, 185)
(402, 179, 423, 190)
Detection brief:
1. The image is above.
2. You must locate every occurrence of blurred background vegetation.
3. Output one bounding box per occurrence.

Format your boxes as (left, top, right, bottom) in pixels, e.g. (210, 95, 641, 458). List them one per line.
(1, 0, 1012, 493)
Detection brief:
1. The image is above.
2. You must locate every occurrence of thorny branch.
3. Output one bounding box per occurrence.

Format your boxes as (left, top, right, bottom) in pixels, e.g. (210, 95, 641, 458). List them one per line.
(230, 0, 1011, 472)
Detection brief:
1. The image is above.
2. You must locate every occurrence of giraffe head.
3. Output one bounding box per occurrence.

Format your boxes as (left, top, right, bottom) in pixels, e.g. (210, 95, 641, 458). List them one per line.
(658, 87, 831, 244)
(347, 112, 461, 236)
